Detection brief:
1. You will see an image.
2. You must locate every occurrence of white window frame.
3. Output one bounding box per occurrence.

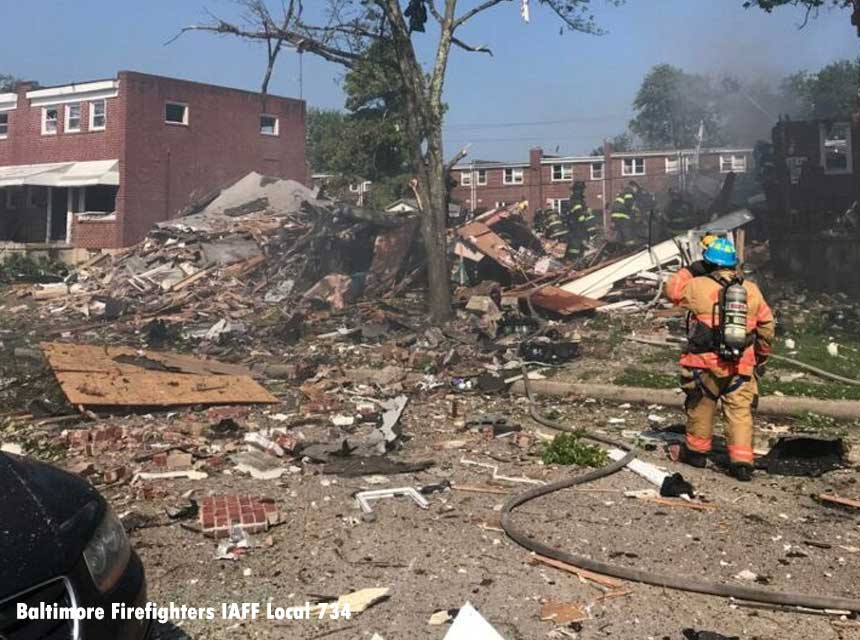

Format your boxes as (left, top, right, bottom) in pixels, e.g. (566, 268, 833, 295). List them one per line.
(720, 154, 748, 174)
(622, 157, 645, 176)
(503, 168, 524, 185)
(41, 106, 59, 135)
(89, 99, 106, 131)
(495, 201, 510, 208)
(165, 102, 189, 126)
(260, 114, 279, 136)
(0, 112, 8, 139)
(665, 157, 680, 175)
(551, 164, 572, 182)
(459, 171, 472, 187)
(820, 123, 853, 176)
(590, 162, 604, 180)
(476, 169, 487, 186)
(65, 103, 82, 133)
(548, 198, 570, 213)
(684, 156, 699, 171)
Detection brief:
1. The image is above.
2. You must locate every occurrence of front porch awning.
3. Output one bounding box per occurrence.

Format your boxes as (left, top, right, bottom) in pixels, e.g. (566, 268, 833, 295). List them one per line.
(0, 160, 119, 188)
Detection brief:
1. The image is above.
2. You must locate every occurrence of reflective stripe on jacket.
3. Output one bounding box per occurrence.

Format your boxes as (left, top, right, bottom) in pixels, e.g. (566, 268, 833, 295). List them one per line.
(665, 267, 775, 376)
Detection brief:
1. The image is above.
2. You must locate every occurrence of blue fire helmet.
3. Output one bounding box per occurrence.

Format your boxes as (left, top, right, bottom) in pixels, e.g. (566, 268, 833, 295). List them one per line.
(703, 237, 738, 267)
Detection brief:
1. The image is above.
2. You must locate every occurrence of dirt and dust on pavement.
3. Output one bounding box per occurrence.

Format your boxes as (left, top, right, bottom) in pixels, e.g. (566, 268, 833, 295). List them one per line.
(1, 178, 859, 640)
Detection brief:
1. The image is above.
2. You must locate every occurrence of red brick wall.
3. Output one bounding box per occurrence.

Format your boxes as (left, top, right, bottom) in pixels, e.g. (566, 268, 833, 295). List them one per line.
(0, 83, 125, 246)
(451, 149, 752, 222)
(119, 71, 306, 246)
(1, 73, 307, 249)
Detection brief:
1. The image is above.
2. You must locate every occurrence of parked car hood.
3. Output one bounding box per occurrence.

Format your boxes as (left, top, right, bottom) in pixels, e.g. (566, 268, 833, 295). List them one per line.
(0, 453, 103, 598)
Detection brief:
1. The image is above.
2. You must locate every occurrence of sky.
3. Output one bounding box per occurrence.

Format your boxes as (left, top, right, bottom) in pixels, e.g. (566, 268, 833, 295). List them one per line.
(3, 0, 858, 162)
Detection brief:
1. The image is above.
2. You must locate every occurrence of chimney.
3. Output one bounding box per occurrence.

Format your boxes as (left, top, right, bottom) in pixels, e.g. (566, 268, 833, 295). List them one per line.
(527, 147, 544, 222)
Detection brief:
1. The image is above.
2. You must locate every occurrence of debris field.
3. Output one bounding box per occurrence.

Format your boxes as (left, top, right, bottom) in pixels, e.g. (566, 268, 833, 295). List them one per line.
(1, 173, 859, 640)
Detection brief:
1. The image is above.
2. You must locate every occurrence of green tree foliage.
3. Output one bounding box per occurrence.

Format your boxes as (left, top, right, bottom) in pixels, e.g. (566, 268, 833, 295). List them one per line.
(743, 0, 852, 11)
(781, 59, 860, 118)
(306, 39, 412, 206)
(629, 64, 722, 149)
(0, 74, 20, 92)
(591, 131, 635, 155)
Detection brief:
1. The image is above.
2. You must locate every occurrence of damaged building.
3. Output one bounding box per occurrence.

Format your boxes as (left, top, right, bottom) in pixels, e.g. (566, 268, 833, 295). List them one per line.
(767, 114, 860, 292)
(450, 146, 754, 220)
(0, 71, 306, 262)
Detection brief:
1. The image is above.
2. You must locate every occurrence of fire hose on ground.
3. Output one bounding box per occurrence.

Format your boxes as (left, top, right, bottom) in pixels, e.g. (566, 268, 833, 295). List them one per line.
(500, 366, 860, 613)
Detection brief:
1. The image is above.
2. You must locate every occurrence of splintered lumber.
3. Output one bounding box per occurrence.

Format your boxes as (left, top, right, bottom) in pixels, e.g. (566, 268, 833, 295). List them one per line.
(528, 554, 624, 589)
(559, 208, 754, 299)
(41, 342, 276, 408)
(818, 494, 860, 509)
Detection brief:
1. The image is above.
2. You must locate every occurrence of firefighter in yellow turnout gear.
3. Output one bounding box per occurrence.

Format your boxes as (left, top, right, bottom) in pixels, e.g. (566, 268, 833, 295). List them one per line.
(610, 183, 640, 244)
(665, 237, 775, 481)
(566, 181, 600, 262)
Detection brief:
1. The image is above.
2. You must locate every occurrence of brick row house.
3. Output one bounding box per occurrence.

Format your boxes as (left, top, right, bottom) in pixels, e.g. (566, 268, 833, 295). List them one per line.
(0, 71, 306, 261)
(449, 146, 754, 222)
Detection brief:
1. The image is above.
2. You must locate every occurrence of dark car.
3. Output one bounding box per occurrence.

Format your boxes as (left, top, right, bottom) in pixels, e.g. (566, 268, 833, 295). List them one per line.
(0, 452, 150, 639)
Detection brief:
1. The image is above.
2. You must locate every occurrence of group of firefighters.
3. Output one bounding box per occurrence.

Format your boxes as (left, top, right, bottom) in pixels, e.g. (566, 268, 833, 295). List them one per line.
(532, 183, 774, 483)
(535, 180, 657, 266)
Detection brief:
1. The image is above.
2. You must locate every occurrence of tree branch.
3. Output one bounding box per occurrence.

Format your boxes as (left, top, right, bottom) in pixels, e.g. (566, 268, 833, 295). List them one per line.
(451, 35, 493, 55)
(167, 22, 361, 67)
(426, 0, 445, 23)
(453, 0, 512, 28)
(445, 145, 471, 171)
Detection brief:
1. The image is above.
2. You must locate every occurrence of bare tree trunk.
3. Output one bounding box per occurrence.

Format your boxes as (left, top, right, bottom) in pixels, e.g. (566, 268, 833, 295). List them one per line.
(418, 137, 452, 323)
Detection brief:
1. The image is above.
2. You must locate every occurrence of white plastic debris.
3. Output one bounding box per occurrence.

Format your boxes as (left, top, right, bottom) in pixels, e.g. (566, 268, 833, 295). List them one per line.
(827, 342, 839, 357)
(444, 602, 506, 640)
(784, 338, 796, 350)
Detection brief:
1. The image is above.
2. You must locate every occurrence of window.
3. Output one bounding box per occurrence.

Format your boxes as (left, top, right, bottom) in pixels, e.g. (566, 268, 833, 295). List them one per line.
(0, 113, 7, 139)
(460, 171, 472, 187)
(665, 157, 680, 175)
(4, 186, 25, 210)
(551, 164, 572, 181)
(42, 107, 59, 135)
(476, 169, 487, 185)
(622, 158, 645, 176)
(821, 123, 853, 175)
(90, 99, 106, 130)
(684, 156, 699, 171)
(65, 103, 81, 133)
(503, 168, 524, 184)
(260, 114, 279, 136)
(165, 102, 188, 125)
(720, 154, 747, 173)
(495, 201, 510, 208)
(590, 162, 604, 180)
(548, 198, 570, 214)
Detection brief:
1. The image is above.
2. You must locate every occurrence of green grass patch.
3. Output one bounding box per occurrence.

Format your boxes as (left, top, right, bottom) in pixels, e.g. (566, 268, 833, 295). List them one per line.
(614, 368, 677, 389)
(542, 431, 609, 467)
(759, 377, 860, 401)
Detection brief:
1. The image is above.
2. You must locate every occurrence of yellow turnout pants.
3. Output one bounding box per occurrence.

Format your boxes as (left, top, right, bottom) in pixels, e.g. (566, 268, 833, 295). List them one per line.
(680, 367, 757, 465)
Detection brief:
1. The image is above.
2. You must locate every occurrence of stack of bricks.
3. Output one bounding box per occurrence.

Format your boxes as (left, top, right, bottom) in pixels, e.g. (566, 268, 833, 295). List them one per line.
(199, 495, 280, 538)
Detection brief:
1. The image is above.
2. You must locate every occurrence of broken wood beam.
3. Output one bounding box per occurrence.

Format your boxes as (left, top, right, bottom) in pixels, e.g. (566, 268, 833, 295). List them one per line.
(527, 554, 624, 589)
(818, 493, 860, 509)
(510, 380, 860, 421)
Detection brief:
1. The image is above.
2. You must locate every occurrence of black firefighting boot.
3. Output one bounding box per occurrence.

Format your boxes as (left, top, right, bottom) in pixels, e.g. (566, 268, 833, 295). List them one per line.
(730, 463, 753, 482)
(679, 445, 708, 469)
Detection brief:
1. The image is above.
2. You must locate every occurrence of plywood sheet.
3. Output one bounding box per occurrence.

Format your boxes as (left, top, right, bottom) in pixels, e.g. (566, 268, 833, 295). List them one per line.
(529, 286, 604, 315)
(41, 342, 276, 407)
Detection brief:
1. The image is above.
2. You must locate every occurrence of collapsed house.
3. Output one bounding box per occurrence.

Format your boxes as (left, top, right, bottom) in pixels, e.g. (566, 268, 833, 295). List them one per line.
(766, 115, 860, 293)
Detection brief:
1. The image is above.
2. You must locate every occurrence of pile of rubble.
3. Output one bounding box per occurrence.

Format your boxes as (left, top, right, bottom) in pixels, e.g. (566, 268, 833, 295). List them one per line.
(28, 172, 421, 333)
